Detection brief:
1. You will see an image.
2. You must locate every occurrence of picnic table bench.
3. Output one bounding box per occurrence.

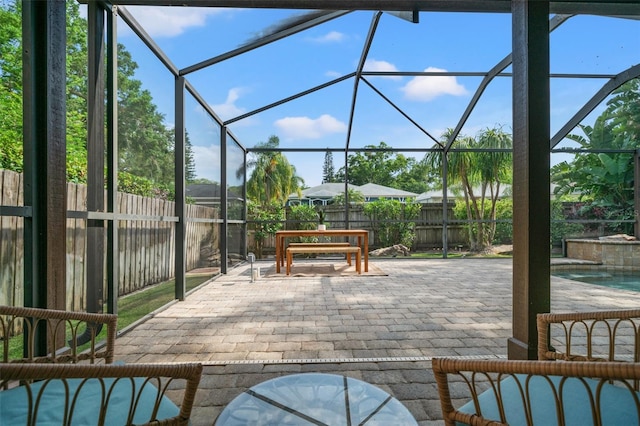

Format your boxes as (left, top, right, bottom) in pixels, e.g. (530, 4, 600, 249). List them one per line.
(286, 244, 361, 275)
(275, 229, 369, 273)
(288, 242, 351, 248)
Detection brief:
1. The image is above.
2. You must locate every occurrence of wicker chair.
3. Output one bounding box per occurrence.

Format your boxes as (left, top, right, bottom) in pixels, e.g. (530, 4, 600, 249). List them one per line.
(537, 308, 640, 363)
(433, 309, 640, 426)
(0, 305, 118, 365)
(0, 305, 202, 425)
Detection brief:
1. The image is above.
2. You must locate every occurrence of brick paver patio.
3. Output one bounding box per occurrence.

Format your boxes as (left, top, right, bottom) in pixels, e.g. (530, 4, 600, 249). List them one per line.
(115, 258, 640, 425)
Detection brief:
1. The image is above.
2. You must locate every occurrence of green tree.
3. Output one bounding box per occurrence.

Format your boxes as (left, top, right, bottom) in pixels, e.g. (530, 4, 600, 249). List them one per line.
(117, 47, 174, 187)
(287, 204, 324, 245)
(288, 205, 318, 231)
(426, 126, 512, 251)
(335, 142, 428, 193)
(0, 88, 22, 171)
(453, 198, 513, 246)
(322, 151, 335, 183)
(246, 135, 304, 205)
(185, 132, 197, 183)
(394, 157, 431, 194)
(0, 0, 87, 179)
(550, 198, 585, 246)
(363, 198, 421, 248)
(65, 0, 90, 169)
(552, 79, 639, 233)
(247, 201, 284, 259)
(0, 0, 185, 199)
(331, 189, 365, 205)
(0, 1, 22, 92)
(552, 138, 636, 232)
(605, 78, 640, 145)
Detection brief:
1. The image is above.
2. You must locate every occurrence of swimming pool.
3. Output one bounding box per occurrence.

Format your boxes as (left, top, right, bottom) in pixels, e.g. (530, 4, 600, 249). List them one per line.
(552, 269, 640, 292)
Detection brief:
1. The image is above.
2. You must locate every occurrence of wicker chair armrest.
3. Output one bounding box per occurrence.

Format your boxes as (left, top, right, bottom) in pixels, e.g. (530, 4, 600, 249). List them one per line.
(537, 309, 640, 362)
(0, 305, 118, 364)
(0, 362, 203, 426)
(432, 357, 640, 426)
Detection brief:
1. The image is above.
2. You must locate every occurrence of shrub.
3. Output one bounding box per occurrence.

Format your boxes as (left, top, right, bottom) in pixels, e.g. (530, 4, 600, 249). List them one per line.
(364, 198, 420, 248)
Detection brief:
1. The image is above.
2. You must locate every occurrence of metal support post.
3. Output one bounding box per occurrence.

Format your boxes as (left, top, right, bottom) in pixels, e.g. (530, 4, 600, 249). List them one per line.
(175, 77, 186, 300)
(22, 0, 67, 355)
(509, 0, 551, 360)
(221, 129, 228, 274)
(86, 1, 106, 315)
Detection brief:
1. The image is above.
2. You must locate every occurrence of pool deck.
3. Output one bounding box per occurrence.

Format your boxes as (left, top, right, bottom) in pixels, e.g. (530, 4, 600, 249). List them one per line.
(114, 258, 640, 425)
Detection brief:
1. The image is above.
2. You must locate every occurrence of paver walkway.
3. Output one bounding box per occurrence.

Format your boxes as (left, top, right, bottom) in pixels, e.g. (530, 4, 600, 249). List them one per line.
(115, 258, 640, 425)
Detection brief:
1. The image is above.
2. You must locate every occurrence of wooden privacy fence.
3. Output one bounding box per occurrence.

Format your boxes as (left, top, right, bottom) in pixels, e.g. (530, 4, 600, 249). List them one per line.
(248, 204, 467, 257)
(0, 170, 219, 312)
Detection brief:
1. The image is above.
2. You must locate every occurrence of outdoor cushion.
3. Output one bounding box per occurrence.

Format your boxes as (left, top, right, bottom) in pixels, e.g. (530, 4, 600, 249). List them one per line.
(0, 376, 180, 425)
(458, 374, 640, 425)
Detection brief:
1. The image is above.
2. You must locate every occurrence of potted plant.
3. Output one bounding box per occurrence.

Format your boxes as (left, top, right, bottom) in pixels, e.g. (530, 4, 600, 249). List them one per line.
(317, 209, 326, 231)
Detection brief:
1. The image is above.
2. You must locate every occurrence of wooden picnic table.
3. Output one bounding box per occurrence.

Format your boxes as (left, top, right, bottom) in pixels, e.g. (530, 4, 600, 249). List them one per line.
(275, 229, 369, 273)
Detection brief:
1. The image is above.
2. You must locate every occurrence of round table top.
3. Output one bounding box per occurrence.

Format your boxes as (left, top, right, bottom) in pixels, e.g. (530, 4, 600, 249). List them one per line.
(214, 372, 418, 425)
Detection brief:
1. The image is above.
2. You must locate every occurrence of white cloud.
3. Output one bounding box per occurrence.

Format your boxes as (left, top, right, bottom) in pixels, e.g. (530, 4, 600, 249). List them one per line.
(191, 145, 220, 182)
(211, 88, 247, 121)
(309, 31, 346, 43)
(325, 70, 343, 78)
(401, 67, 468, 101)
(274, 114, 347, 139)
(363, 59, 401, 80)
(125, 6, 223, 38)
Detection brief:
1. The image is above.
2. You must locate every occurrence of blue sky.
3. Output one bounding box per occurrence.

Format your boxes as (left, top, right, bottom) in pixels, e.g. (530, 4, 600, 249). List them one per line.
(105, 7, 639, 188)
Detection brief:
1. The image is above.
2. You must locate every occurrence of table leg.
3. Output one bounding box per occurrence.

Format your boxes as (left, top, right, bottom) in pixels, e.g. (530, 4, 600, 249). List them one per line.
(364, 232, 369, 272)
(275, 235, 281, 273)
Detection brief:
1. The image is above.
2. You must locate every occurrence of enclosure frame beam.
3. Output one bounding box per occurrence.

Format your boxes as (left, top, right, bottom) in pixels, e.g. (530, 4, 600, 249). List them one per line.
(21, 0, 68, 354)
(509, 0, 551, 361)
(221, 129, 229, 274)
(86, 1, 106, 315)
(175, 76, 187, 300)
(106, 4, 119, 315)
(87, 0, 640, 16)
(635, 149, 639, 238)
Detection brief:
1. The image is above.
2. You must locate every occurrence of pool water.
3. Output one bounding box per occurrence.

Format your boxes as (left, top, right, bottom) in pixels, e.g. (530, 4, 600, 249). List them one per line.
(553, 269, 640, 292)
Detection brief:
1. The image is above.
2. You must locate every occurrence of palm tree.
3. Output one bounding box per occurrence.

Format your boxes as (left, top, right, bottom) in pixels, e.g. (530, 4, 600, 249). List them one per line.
(246, 135, 304, 206)
(474, 127, 513, 245)
(425, 127, 512, 251)
(425, 129, 478, 248)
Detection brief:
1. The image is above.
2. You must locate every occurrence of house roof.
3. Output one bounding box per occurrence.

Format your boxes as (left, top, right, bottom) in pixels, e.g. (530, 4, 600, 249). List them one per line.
(357, 183, 418, 198)
(186, 183, 222, 197)
(289, 182, 418, 201)
(186, 183, 242, 200)
(416, 186, 510, 203)
(415, 184, 565, 202)
(301, 183, 359, 198)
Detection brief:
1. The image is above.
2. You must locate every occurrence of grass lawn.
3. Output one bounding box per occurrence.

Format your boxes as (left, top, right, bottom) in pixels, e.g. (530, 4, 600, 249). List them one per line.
(381, 251, 513, 259)
(408, 252, 465, 259)
(117, 273, 213, 330)
(7, 273, 214, 360)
